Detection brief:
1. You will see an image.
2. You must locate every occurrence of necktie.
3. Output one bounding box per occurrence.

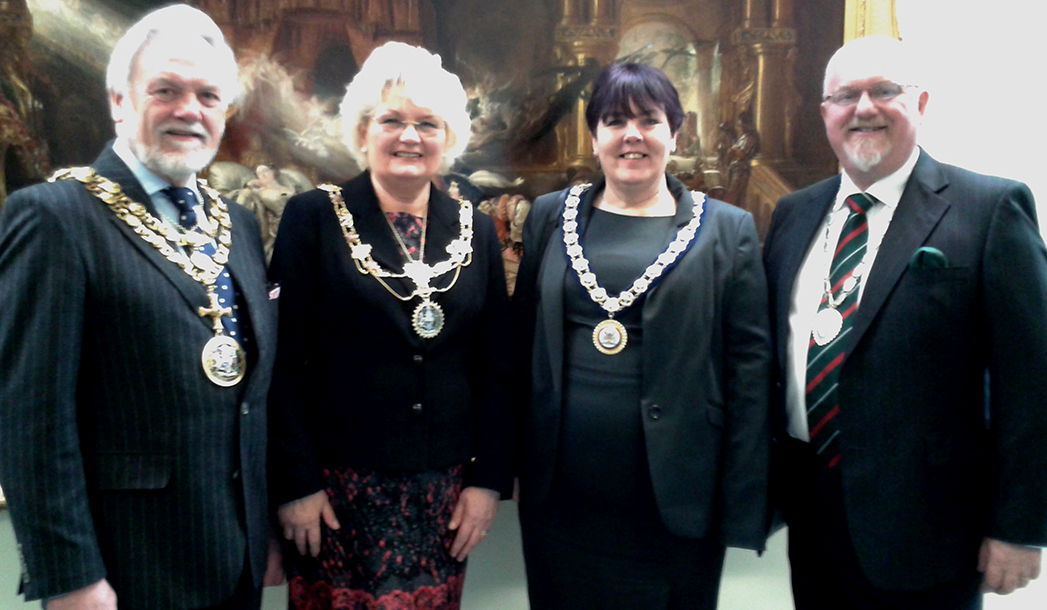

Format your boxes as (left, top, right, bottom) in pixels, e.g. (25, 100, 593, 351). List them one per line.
(162, 187, 242, 342)
(805, 192, 876, 468)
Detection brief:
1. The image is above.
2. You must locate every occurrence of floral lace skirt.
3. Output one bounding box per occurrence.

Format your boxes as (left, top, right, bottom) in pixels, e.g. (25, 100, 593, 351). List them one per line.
(286, 463, 466, 610)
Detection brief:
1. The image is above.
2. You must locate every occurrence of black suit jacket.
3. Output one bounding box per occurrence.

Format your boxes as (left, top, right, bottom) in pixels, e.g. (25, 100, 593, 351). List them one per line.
(267, 171, 514, 506)
(0, 147, 277, 608)
(513, 174, 772, 550)
(764, 149, 1047, 590)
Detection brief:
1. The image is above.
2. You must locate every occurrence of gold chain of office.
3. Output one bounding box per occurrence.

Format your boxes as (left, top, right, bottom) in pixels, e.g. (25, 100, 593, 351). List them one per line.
(50, 166, 245, 387)
(50, 166, 232, 287)
(322, 182, 474, 339)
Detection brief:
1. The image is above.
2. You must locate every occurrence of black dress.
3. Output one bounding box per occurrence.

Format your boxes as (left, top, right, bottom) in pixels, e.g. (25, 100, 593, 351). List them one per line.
(519, 208, 726, 609)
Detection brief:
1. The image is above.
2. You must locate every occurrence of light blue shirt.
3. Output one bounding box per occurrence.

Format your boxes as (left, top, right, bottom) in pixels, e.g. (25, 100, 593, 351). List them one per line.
(111, 138, 207, 228)
(110, 139, 240, 337)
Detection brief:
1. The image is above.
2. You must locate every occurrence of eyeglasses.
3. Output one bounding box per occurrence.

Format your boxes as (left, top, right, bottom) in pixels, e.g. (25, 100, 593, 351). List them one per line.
(823, 82, 915, 106)
(373, 116, 445, 137)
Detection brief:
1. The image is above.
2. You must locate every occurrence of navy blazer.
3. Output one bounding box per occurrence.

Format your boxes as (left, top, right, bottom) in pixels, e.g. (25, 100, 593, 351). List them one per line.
(0, 146, 276, 606)
(514, 174, 772, 551)
(764, 149, 1047, 589)
(267, 171, 514, 506)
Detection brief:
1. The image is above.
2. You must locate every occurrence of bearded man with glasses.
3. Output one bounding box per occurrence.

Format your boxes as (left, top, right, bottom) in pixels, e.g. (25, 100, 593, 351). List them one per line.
(763, 35, 1047, 609)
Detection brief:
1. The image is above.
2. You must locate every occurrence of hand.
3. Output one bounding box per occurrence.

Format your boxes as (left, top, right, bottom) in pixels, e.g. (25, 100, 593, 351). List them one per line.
(45, 579, 116, 610)
(979, 537, 1042, 595)
(277, 490, 340, 557)
(448, 486, 499, 561)
(263, 534, 285, 586)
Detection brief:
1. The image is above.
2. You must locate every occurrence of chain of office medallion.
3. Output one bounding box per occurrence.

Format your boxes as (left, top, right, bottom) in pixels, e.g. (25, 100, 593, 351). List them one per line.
(51, 167, 232, 287)
(562, 183, 705, 315)
(321, 183, 473, 297)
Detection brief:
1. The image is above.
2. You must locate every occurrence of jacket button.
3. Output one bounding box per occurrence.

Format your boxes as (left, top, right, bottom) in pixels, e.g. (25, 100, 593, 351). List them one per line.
(232, 469, 241, 480)
(412, 403, 424, 416)
(648, 405, 662, 420)
(413, 354, 424, 364)
(240, 402, 250, 416)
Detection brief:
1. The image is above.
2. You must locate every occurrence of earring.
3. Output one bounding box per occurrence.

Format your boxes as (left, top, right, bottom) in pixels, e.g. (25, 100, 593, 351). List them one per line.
(361, 146, 367, 154)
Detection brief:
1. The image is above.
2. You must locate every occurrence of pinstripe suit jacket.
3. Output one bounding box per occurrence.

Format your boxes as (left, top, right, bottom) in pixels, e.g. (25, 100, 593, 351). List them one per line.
(0, 147, 277, 608)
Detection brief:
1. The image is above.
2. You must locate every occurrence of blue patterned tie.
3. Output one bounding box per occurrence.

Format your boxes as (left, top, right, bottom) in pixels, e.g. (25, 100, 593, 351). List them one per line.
(162, 187, 242, 342)
(805, 192, 877, 468)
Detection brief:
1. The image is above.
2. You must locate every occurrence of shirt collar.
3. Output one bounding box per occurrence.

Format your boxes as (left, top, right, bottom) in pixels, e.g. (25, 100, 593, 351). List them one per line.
(834, 146, 921, 212)
(111, 138, 202, 201)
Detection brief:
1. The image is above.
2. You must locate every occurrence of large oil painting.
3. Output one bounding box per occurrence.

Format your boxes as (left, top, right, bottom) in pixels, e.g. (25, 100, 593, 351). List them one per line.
(0, 0, 848, 509)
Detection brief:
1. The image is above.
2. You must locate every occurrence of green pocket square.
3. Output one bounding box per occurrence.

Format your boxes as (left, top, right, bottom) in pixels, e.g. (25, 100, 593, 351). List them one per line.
(908, 246, 949, 270)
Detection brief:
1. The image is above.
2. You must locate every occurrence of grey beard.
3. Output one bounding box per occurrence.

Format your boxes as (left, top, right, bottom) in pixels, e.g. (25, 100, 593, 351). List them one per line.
(117, 120, 219, 184)
(847, 143, 886, 173)
(135, 144, 216, 184)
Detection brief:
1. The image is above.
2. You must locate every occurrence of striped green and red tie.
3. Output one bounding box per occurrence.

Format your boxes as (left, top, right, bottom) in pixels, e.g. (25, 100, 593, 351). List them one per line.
(805, 192, 876, 468)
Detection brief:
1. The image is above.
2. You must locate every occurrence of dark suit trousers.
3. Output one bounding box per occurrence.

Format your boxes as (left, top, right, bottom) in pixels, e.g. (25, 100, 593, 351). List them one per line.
(782, 438, 982, 610)
(198, 561, 261, 610)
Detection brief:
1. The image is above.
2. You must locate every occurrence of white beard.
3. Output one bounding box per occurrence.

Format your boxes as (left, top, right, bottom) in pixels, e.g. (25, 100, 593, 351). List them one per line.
(845, 139, 887, 173)
(116, 119, 220, 184)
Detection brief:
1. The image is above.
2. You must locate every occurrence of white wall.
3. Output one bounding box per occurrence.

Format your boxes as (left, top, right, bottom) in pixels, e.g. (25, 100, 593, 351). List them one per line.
(898, 0, 1047, 227)
(897, 6, 1047, 607)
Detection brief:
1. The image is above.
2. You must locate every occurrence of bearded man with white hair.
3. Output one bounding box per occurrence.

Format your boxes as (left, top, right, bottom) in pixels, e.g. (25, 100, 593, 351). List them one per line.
(0, 5, 278, 608)
(764, 35, 1047, 609)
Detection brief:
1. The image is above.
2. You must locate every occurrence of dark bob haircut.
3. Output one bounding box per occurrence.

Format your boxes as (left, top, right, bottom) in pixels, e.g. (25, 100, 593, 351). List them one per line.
(585, 63, 685, 135)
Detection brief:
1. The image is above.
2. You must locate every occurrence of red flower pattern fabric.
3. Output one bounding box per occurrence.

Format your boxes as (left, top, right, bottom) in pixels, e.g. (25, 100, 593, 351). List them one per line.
(286, 464, 466, 610)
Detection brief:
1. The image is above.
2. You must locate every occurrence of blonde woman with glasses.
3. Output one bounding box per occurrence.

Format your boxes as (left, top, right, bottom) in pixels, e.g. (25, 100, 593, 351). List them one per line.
(268, 42, 513, 610)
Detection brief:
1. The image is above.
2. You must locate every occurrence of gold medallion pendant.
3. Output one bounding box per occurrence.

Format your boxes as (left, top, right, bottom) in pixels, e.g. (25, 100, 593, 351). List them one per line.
(593, 318, 628, 355)
(201, 335, 246, 387)
(412, 298, 445, 339)
(53, 167, 243, 387)
(323, 182, 473, 341)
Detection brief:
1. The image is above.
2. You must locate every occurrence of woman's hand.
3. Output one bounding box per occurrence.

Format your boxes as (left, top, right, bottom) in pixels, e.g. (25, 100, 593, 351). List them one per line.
(448, 486, 499, 561)
(277, 490, 340, 557)
(263, 534, 286, 586)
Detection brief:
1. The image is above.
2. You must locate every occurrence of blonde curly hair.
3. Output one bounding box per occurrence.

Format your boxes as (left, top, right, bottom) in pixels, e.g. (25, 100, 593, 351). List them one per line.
(339, 42, 472, 174)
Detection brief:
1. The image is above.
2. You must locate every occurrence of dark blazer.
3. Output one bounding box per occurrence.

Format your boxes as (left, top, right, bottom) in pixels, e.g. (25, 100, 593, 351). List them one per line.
(764, 149, 1047, 590)
(267, 171, 514, 506)
(0, 147, 277, 608)
(513, 174, 772, 550)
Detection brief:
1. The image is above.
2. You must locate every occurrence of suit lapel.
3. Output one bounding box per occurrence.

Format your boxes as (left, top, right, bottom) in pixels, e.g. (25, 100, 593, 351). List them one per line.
(224, 201, 270, 352)
(847, 151, 950, 353)
(537, 186, 576, 400)
(342, 173, 405, 273)
(90, 148, 212, 330)
(641, 175, 698, 318)
(423, 185, 460, 270)
(773, 177, 839, 367)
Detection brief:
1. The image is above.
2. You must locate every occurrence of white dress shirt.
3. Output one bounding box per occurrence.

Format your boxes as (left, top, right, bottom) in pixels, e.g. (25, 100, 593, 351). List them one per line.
(784, 148, 921, 441)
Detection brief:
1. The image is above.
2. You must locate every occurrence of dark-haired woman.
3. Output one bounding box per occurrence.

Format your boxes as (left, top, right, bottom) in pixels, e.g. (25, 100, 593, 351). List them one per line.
(513, 63, 772, 609)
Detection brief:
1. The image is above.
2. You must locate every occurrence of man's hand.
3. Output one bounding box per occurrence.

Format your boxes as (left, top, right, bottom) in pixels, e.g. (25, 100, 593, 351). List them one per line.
(448, 486, 499, 562)
(277, 490, 340, 557)
(979, 537, 1042, 595)
(44, 579, 116, 610)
